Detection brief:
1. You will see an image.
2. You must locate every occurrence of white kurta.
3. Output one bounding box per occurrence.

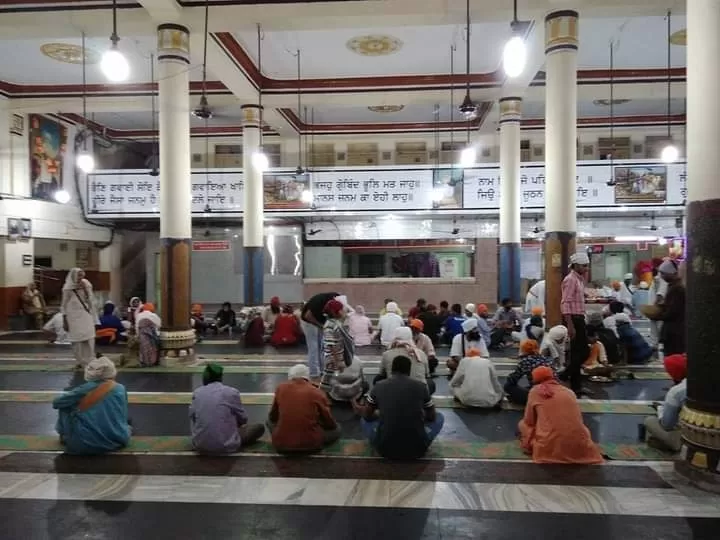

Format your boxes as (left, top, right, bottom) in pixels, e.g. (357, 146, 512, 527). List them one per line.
(450, 356, 504, 407)
(61, 282, 96, 342)
(524, 280, 545, 313)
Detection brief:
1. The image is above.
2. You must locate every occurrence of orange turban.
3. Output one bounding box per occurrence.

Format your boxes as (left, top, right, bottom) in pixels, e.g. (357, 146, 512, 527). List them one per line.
(465, 347, 482, 357)
(477, 304, 489, 314)
(142, 302, 155, 313)
(532, 365, 555, 384)
(410, 318, 424, 331)
(520, 339, 540, 356)
(531, 306, 544, 316)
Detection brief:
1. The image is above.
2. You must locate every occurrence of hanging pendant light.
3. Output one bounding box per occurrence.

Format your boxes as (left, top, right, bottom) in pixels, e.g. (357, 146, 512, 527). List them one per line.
(100, 0, 130, 82)
(75, 31, 95, 175)
(502, 0, 528, 78)
(458, 0, 477, 119)
(253, 23, 269, 173)
(661, 10, 678, 163)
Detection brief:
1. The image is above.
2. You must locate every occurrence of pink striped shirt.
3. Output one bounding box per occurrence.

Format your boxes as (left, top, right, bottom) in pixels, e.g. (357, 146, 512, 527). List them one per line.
(561, 270, 586, 315)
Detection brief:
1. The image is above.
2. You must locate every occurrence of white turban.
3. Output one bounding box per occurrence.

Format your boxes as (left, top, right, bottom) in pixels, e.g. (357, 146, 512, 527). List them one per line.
(385, 301, 399, 313)
(465, 303, 476, 314)
(84, 356, 117, 382)
(569, 252, 590, 266)
(548, 325, 568, 342)
(392, 326, 413, 343)
(658, 259, 678, 275)
(288, 364, 310, 380)
(624, 273, 634, 280)
(462, 318, 478, 333)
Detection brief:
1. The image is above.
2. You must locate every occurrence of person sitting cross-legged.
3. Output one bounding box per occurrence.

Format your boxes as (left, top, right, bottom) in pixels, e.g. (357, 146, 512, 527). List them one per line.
(267, 364, 341, 453)
(504, 339, 557, 406)
(189, 364, 265, 454)
(518, 366, 604, 465)
(449, 347, 504, 408)
(53, 356, 131, 455)
(353, 355, 444, 460)
(643, 353, 687, 452)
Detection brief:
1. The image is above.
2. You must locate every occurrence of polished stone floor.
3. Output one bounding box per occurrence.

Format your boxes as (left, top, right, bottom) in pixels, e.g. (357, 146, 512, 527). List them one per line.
(0, 332, 716, 539)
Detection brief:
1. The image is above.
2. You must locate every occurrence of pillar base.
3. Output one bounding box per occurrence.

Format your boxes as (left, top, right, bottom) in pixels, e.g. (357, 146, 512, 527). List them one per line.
(675, 405, 720, 492)
(159, 329, 196, 366)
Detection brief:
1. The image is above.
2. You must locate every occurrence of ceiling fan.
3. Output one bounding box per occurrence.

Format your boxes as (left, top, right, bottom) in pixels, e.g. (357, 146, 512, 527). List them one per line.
(635, 213, 665, 231)
(191, 0, 235, 121)
(458, 0, 478, 120)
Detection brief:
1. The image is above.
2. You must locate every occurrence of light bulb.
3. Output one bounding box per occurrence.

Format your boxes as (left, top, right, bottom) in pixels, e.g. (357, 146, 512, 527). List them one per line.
(252, 150, 269, 172)
(76, 152, 95, 173)
(661, 144, 679, 163)
(300, 190, 314, 204)
(100, 46, 130, 82)
(54, 189, 71, 204)
(431, 189, 445, 202)
(459, 146, 477, 168)
(503, 36, 527, 78)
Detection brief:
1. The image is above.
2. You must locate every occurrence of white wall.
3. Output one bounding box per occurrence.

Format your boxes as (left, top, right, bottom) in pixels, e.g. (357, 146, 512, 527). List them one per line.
(0, 239, 34, 288)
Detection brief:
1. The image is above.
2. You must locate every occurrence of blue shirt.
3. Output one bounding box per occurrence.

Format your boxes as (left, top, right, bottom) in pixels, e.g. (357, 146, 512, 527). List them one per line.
(444, 316, 466, 340)
(190, 382, 249, 454)
(99, 314, 125, 333)
(660, 379, 687, 430)
(53, 380, 131, 455)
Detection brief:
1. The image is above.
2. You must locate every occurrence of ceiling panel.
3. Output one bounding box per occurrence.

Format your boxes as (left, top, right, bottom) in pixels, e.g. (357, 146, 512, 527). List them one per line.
(233, 22, 512, 80)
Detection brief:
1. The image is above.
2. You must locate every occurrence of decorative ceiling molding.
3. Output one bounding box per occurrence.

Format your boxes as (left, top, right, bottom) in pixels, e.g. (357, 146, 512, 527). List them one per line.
(0, 0, 141, 13)
(346, 35, 403, 57)
(532, 67, 686, 87)
(40, 42, 100, 64)
(592, 99, 632, 106)
(669, 29, 687, 46)
(367, 105, 405, 113)
(0, 79, 229, 98)
(521, 114, 686, 130)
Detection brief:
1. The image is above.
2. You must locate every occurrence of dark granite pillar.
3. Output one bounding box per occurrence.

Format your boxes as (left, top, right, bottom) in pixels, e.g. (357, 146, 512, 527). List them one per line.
(544, 232, 575, 328)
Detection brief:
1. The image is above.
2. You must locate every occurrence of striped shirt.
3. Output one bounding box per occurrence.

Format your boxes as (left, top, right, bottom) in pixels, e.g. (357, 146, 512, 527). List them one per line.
(561, 270, 586, 316)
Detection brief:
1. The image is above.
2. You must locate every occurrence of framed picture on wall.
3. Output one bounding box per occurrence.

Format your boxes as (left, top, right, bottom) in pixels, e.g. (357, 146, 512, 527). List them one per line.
(20, 219, 32, 239)
(28, 114, 68, 201)
(7, 218, 20, 241)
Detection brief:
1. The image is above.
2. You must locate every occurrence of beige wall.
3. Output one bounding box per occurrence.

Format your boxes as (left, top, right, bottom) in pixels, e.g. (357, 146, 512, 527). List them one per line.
(303, 238, 498, 309)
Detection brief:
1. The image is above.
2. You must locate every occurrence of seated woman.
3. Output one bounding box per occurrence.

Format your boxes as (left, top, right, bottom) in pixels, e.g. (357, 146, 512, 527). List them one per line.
(615, 313, 653, 364)
(504, 339, 557, 406)
(346, 305, 374, 347)
(378, 326, 434, 394)
(53, 356, 131, 455)
(518, 366, 604, 464)
(321, 298, 366, 401)
(540, 325, 568, 368)
(127, 297, 143, 328)
(135, 303, 161, 367)
(268, 364, 341, 453)
(43, 311, 70, 345)
(22, 282, 46, 330)
(270, 305, 301, 347)
(586, 312, 622, 365)
(582, 328, 616, 381)
(244, 310, 266, 347)
(189, 364, 265, 454)
(643, 354, 687, 452)
(450, 347, 503, 408)
(96, 302, 127, 345)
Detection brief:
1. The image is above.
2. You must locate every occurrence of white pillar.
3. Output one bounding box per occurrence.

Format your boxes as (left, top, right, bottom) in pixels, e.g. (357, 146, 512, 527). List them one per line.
(98, 234, 122, 306)
(157, 23, 194, 352)
(499, 97, 522, 304)
(0, 99, 12, 195)
(543, 9, 578, 327)
(676, 0, 720, 489)
(242, 104, 264, 305)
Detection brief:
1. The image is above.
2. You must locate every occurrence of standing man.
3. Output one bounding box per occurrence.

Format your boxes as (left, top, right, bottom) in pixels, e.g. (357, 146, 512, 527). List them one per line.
(561, 252, 590, 397)
(300, 292, 339, 382)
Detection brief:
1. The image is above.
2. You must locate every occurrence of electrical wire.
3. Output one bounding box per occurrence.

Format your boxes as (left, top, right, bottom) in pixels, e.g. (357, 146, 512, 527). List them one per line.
(665, 10, 672, 140)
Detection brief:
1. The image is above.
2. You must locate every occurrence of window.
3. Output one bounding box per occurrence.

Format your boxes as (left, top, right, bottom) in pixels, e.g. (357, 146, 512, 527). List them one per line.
(309, 143, 335, 167)
(356, 253, 385, 277)
(347, 143, 379, 166)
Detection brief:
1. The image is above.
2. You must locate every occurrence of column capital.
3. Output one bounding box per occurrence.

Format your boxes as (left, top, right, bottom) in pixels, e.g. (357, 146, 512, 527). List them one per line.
(499, 97, 522, 125)
(241, 104, 263, 129)
(157, 23, 190, 64)
(545, 10, 579, 55)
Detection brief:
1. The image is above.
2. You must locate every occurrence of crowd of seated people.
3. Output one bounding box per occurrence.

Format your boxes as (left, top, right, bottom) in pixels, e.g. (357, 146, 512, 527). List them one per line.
(49, 279, 685, 465)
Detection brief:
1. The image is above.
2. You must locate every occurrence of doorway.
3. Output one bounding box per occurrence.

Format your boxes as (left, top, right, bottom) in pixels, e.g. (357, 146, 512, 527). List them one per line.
(604, 252, 629, 282)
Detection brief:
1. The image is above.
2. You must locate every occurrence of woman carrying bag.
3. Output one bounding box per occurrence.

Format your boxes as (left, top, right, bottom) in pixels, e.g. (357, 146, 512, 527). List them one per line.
(61, 267, 98, 369)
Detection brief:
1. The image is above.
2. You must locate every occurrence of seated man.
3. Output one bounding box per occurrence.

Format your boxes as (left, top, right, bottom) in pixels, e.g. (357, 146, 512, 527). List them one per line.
(582, 328, 616, 380)
(450, 348, 504, 408)
(53, 356, 131, 455)
(643, 354, 687, 452)
(512, 314, 544, 343)
(96, 301, 127, 345)
(353, 355, 444, 460)
(504, 339, 557, 406)
(189, 364, 265, 454)
(490, 298, 521, 349)
(43, 311, 70, 345)
(442, 303, 466, 344)
(215, 302, 237, 335)
(448, 317, 489, 374)
(615, 313, 653, 364)
(377, 301, 404, 347)
(409, 319, 439, 375)
(268, 364, 341, 453)
(270, 305, 301, 347)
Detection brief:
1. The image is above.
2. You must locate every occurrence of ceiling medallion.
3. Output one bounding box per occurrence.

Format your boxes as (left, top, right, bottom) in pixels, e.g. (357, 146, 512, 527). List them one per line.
(593, 99, 632, 107)
(669, 29, 687, 46)
(40, 43, 100, 65)
(347, 35, 402, 56)
(368, 105, 405, 113)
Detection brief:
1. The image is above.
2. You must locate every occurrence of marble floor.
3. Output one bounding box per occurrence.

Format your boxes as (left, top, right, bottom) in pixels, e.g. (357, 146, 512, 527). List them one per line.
(0, 338, 714, 540)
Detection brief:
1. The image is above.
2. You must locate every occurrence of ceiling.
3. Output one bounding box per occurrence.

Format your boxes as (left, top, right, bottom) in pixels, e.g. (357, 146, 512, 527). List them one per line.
(0, 0, 688, 136)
